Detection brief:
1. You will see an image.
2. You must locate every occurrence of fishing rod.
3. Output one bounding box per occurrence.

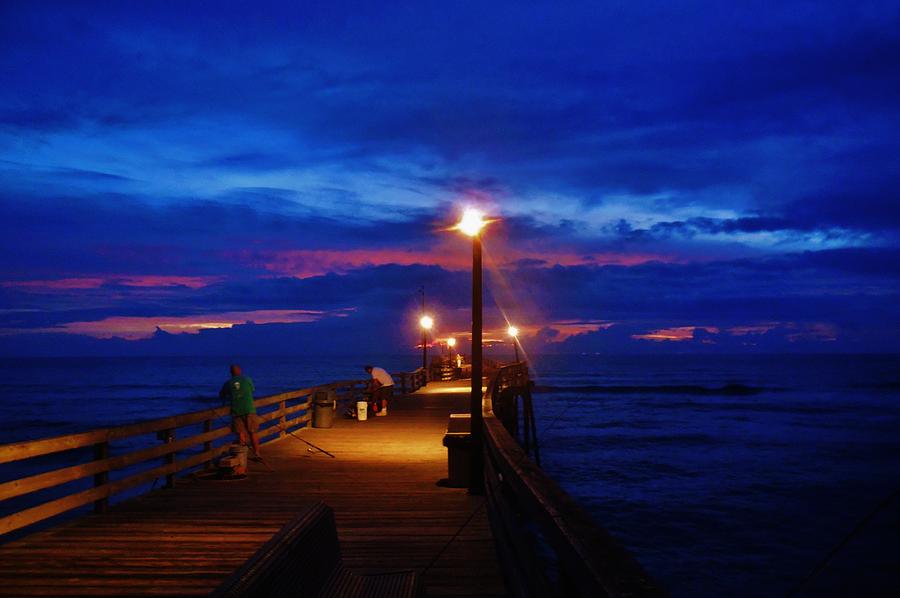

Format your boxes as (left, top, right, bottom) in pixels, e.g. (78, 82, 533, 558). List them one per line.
(287, 428, 336, 458)
(209, 392, 335, 459)
(248, 451, 275, 472)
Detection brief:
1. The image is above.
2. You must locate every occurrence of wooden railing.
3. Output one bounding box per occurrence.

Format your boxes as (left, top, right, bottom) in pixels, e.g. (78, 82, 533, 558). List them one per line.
(394, 367, 427, 394)
(0, 378, 368, 538)
(482, 363, 665, 598)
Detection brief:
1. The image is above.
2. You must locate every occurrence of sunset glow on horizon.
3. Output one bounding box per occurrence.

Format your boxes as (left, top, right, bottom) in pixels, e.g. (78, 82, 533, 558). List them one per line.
(20, 309, 345, 340)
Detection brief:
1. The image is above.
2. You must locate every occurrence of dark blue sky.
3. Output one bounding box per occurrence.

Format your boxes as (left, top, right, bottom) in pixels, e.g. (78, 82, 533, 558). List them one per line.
(1, 1, 898, 355)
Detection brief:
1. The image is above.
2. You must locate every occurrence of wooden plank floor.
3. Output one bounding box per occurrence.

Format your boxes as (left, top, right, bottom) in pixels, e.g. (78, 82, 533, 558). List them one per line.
(0, 382, 506, 597)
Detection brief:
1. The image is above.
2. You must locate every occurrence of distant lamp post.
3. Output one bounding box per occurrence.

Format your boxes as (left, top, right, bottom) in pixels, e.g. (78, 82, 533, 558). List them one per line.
(454, 207, 491, 494)
(419, 315, 434, 374)
(447, 336, 457, 358)
(507, 325, 520, 362)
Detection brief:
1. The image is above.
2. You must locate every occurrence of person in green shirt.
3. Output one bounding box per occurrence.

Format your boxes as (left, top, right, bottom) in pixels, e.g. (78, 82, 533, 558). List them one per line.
(219, 364, 261, 458)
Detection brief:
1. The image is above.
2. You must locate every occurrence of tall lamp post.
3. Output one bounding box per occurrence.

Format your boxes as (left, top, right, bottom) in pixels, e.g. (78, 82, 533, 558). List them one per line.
(455, 208, 490, 494)
(419, 314, 433, 377)
(507, 325, 520, 362)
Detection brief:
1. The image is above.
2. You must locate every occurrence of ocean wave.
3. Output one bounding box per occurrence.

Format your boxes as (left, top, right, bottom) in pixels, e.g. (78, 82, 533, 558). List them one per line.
(850, 381, 900, 391)
(647, 399, 851, 415)
(533, 383, 767, 396)
(10, 383, 204, 391)
(0, 419, 72, 433)
(546, 432, 719, 451)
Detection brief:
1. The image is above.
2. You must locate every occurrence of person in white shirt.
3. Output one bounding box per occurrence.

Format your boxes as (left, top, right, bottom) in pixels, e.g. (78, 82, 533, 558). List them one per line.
(364, 365, 394, 417)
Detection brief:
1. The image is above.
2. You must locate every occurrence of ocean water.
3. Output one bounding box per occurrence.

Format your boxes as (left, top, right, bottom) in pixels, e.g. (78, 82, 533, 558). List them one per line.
(0, 355, 412, 442)
(527, 354, 900, 597)
(2, 353, 899, 596)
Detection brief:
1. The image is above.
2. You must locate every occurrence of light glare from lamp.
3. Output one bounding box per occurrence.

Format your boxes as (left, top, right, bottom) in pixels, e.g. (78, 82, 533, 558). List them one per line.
(420, 315, 434, 330)
(456, 208, 487, 237)
(507, 325, 519, 338)
(447, 337, 457, 347)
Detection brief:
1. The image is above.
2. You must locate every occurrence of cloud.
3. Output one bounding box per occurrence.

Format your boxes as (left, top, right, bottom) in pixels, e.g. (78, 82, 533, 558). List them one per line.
(28, 308, 346, 340)
(1, 2, 899, 355)
(1, 245, 897, 355)
(1, 275, 220, 292)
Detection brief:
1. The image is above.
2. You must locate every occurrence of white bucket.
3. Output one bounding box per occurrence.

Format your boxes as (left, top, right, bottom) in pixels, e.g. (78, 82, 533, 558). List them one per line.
(356, 400, 368, 421)
(228, 444, 248, 474)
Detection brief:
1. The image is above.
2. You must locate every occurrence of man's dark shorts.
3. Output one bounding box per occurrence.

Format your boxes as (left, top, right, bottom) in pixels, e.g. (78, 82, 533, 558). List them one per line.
(232, 413, 260, 436)
(374, 385, 393, 402)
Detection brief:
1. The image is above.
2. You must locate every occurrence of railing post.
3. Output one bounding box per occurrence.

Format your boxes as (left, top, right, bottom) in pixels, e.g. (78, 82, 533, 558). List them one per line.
(162, 428, 175, 489)
(93, 441, 109, 513)
(279, 400, 286, 438)
(203, 419, 213, 470)
(521, 393, 531, 454)
(524, 386, 540, 466)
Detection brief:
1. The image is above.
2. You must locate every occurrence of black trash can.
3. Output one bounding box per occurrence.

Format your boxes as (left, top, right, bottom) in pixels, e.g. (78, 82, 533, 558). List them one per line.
(442, 414, 472, 487)
(312, 390, 336, 428)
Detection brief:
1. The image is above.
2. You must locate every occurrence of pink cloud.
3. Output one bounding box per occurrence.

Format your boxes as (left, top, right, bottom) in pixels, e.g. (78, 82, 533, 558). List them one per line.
(785, 322, 838, 342)
(727, 323, 780, 336)
(2, 275, 221, 292)
(633, 322, 840, 343)
(112, 275, 223, 289)
(632, 326, 721, 342)
(2, 278, 107, 290)
(33, 309, 345, 340)
(440, 320, 612, 346)
(236, 244, 671, 278)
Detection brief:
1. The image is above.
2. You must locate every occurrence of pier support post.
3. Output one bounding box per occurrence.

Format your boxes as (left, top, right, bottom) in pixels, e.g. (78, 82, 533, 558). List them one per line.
(93, 441, 109, 513)
(279, 400, 286, 438)
(203, 419, 213, 469)
(162, 428, 175, 489)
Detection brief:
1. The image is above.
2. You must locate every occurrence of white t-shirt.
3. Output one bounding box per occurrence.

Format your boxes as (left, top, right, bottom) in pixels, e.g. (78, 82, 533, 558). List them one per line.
(370, 367, 394, 387)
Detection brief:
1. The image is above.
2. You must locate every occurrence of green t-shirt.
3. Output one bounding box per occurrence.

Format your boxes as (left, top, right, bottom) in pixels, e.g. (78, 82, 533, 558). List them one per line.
(220, 375, 256, 416)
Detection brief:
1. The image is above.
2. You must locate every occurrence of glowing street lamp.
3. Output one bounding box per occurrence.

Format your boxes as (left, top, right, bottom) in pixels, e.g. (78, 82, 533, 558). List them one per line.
(420, 314, 433, 373)
(507, 325, 521, 362)
(455, 207, 489, 237)
(446, 336, 457, 357)
(454, 207, 493, 494)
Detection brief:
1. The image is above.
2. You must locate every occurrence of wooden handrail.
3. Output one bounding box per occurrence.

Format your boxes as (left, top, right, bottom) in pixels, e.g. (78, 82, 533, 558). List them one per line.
(0, 381, 364, 465)
(482, 363, 665, 598)
(392, 367, 428, 394)
(0, 378, 370, 537)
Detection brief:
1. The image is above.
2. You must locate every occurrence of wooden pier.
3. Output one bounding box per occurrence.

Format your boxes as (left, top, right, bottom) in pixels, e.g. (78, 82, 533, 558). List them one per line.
(0, 381, 504, 596)
(0, 364, 663, 597)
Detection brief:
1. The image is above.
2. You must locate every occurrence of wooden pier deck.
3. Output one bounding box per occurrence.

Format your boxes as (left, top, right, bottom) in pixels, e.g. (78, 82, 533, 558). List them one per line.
(0, 382, 506, 597)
